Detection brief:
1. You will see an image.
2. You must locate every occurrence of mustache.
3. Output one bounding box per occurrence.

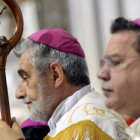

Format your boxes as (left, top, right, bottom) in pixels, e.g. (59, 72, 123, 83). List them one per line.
(22, 97, 33, 104)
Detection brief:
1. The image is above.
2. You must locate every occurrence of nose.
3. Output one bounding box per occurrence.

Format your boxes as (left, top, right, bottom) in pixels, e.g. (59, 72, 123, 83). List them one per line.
(97, 66, 110, 81)
(16, 80, 26, 99)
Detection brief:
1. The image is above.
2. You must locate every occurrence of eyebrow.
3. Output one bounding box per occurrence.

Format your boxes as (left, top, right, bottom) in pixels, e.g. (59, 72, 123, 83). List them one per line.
(17, 69, 29, 77)
(105, 54, 122, 59)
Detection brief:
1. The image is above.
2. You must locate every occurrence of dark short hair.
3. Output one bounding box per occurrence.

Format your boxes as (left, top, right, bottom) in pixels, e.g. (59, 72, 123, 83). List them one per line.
(111, 17, 140, 54)
(111, 17, 140, 33)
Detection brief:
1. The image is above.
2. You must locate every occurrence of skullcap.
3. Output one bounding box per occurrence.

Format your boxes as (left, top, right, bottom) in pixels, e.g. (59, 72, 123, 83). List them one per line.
(28, 28, 85, 58)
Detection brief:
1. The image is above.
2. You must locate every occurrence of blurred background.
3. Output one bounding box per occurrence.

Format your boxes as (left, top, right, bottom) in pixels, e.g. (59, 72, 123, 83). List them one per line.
(0, 0, 140, 124)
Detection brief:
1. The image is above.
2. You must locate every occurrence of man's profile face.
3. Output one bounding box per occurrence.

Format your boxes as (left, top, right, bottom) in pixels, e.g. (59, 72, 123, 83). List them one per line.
(16, 51, 58, 122)
(98, 31, 140, 119)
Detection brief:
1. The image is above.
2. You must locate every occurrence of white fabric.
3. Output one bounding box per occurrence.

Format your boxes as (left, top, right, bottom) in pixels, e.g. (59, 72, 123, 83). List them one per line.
(48, 85, 92, 130)
(130, 117, 140, 140)
(47, 87, 134, 140)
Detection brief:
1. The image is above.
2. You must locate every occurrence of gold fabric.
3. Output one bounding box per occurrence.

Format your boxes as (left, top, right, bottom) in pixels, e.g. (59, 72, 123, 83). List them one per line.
(43, 120, 113, 140)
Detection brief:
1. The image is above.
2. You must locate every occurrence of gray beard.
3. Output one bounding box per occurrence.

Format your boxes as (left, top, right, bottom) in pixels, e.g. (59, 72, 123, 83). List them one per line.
(29, 79, 48, 122)
(28, 78, 58, 122)
(29, 93, 57, 122)
(28, 99, 47, 122)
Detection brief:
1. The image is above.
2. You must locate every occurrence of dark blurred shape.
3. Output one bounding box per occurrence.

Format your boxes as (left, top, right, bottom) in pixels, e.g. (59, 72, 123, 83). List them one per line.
(22, 125, 50, 140)
(21, 119, 50, 140)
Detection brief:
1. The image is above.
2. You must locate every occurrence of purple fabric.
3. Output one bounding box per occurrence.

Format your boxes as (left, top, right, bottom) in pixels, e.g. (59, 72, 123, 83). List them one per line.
(133, 19, 140, 26)
(20, 119, 48, 128)
(28, 28, 85, 58)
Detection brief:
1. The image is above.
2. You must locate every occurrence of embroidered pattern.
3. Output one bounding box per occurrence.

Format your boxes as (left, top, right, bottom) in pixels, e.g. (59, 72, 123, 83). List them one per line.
(65, 103, 131, 140)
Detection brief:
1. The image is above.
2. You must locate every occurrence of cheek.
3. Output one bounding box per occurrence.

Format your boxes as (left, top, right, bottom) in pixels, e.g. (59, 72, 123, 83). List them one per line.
(27, 86, 39, 100)
(106, 67, 140, 111)
(111, 70, 139, 102)
(27, 78, 40, 100)
(110, 72, 129, 100)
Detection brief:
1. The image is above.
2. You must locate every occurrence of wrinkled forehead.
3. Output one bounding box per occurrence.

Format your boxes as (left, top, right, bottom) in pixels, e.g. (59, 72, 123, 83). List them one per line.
(104, 31, 139, 58)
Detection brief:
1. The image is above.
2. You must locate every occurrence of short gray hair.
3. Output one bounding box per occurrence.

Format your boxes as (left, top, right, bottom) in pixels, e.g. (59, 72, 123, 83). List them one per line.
(14, 38, 90, 86)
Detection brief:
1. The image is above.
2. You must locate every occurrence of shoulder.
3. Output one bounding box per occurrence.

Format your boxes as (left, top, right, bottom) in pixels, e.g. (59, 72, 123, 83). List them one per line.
(45, 120, 113, 140)
(47, 92, 133, 139)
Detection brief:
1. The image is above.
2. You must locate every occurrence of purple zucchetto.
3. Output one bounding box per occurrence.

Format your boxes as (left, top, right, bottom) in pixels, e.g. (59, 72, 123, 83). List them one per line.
(133, 19, 140, 26)
(28, 28, 85, 58)
(20, 119, 48, 128)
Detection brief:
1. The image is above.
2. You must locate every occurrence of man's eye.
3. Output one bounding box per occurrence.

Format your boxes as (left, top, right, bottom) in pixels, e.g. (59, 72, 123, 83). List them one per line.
(109, 57, 122, 67)
(22, 76, 28, 80)
(111, 60, 121, 66)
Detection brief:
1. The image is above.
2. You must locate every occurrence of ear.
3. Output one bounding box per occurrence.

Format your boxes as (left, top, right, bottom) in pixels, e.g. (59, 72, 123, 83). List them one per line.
(49, 62, 64, 88)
